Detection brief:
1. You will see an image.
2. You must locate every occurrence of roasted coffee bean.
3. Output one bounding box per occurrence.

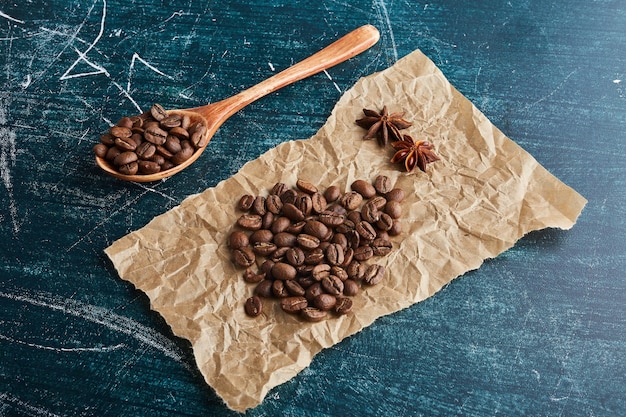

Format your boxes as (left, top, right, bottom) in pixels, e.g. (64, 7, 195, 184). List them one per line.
(364, 264, 385, 285)
(286, 247, 305, 266)
(113, 151, 138, 166)
(110, 126, 132, 138)
(244, 296, 263, 317)
(303, 220, 329, 240)
(336, 219, 355, 234)
(238, 194, 254, 211)
(286, 221, 305, 234)
(325, 243, 344, 266)
(341, 247, 354, 267)
(376, 212, 394, 231)
(353, 245, 373, 261)
(314, 294, 336, 311)
(330, 265, 348, 281)
(284, 280, 306, 297)
(169, 126, 189, 140)
(233, 246, 255, 267)
(164, 135, 182, 154)
(310, 193, 327, 213)
(271, 182, 288, 196)
(340, 191, 363, 210)
(253, 241, 277, 256)
(138, 160, 161, 174)
(384, 201, 402, 219)
(190, 123, 208, 147)
(136, 141, 156, 159)
(261, 212, 274, 230)
(368, 196, 387, 210)
(237, 214, 262, 230)
(297, 234, 320, 250)
(281, 296, 308, 313)
(304, 248, 325, 265)
(321, 275, 344, 296)
(114, 136, 137, 151)
(332, 233, 348, 249)
(273, 232, 297, 247)
(298, 275, 316, 288)
(93, 143, 108, 158)
(260, 260, 275, 274)
(171, 141, 194, 165)
(356, 220, 377, 241)
(243, 269, 265, 283)
(144, 124, 168, 145)
(347, 260, 365, 281)
(252, 196, 266, 215)
(318, 210, 345, 227)
(389, 219, 402, 236)
(301, 307, 327, 322)
(374, 175, 392, 194)
(250, 229, 273, 244)
(347, 210, 362, 224)
(100, 133, 116, 146)
(343, 279, 359, 296)
(155, 144, 173, 159)
(371, 238, 392, 256)
(270, 246, 289, 263)
(271, 262, 297, 281)
(346, 229, 360, 249)
(324, 185, 341, 202)
(296, 179, 318, 194)
(118, 162, 138, 175)
(304, 282, 324, 302)
(150, 103, 168, 121)
(160, 114, 182, 128)
(272, 280, 290, 298)
(311, 263, 331, 281)
(361, 202, 380, 223)
(282, 203, 305, 222)
(295, 195, 313, 216)
(351, 179, 376, 198)
(280, 189, 298, 205)
(334, 297, 353, 315)
(385, 188, 405, 202)
(271, 216, 291, 234)
(266, 195, 283, 214)
(254, 280, 274, 297)
(117, 117, 133, 128)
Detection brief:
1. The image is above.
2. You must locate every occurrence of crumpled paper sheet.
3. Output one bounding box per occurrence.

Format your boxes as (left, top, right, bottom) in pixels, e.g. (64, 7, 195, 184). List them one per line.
(105, 49, 587, 412)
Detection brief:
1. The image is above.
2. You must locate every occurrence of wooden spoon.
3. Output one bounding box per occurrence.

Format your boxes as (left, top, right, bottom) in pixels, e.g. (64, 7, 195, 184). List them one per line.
(96, 25, 380, 182)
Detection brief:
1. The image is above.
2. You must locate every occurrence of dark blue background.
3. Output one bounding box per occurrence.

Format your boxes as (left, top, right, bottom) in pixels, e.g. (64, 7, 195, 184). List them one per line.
(1, 1, 624, 416)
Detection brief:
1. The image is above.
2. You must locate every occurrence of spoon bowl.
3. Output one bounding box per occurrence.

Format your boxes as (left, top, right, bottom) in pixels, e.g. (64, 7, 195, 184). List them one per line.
(96, 25, 380, 182)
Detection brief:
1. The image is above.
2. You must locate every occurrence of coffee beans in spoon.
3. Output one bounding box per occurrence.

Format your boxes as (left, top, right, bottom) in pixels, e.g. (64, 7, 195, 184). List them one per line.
(93, 104, 207, 176)
(229, 177, 405, 321)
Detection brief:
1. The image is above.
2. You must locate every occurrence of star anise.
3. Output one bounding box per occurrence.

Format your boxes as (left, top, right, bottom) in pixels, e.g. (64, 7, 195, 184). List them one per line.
(390, 135, 440, 172)
(355, 106, 412, 146)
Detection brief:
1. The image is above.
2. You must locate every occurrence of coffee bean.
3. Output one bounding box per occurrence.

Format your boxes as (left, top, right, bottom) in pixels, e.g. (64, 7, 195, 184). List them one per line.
(296, 179, 318, 194)
(311, 263, 331, 281)
(138, 160, 161, 174)
(237, 195, 254, 211)
(171, 141, 194, 165)
(376, 212, 394, 231)
(371, 238, 392, 256)
(281, 296, 308, 313)
(321, 275, 344, 296)
(282, 203, 305, 222)
(266, 195, 283, 214)
(237, 214, 262, 230)
(384, 201, 402, 219)
(160, 114, 182, 128)
(285, 247, 305, 266)
(190, 123, 208, 148)
(353, 245, 373, 261)
(93, 143, 108, 158)
(340, 191, 363, 210)
(304, 248, 325, 265)
(243, 269, 265, 283)
(150, 103, 168, 121)
(114, 136, 137, 151)
(253, 241, 277, 256)
(303, 220, 329, 240)
(144, 125, 168, 145)
(118, 162, 138, 175)
(314, 293, 337, 311)
(244, 296, 263, 317)
(343, 279, 359, 296)
(385, 188, 405, 202)
(364, 264, 385, 285)
(254, 280, 273, 297)
(233, 246, 255, 267)
(168, 126, 189, 140)
(351, 179, 376, 198)
(272, 280, 290, 298)
(136, 141, 156, 159)
(164, 135, 182, 154)
(324, 185, 340, 202)
(334, 297, 353, 315)
(113, 151, 138, 166)
(284, 280, 306, 297)
(389, 219, 402, 236)
(297, 234, 320, 250)
(301, 307, 327, 322)
(374, 175, 393, 194)
(110, 126, 132, 138)
(252, 196, 267, 216)
(271, 216, 291, 234)
(273, 232, 297, 247)
(318, 210, 345, 227)
(356, 220, 377, 241)
(304, 282, 324, 302)
(361, 202, 379, 223)
(325, 243, 344, 266)
(271, 262, 297, 281)
(271, 182, 288, 196)
(310, 193, 327, 213)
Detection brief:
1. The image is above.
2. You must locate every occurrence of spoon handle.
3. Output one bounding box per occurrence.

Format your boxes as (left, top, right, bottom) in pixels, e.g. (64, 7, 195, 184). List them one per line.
(192, 25, 380, 120)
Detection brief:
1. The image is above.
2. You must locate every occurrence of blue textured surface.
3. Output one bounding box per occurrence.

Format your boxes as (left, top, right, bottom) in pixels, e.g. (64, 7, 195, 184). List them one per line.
(1, 1, 624, 416)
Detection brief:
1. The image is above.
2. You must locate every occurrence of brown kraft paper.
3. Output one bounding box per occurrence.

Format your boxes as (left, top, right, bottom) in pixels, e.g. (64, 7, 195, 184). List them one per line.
(104, 49, 587, 412)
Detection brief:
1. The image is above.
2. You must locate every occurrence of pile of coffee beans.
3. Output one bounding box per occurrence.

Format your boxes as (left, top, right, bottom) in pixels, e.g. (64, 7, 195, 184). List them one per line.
(93, 104, 207, 175)
(229, 176, 405, 322)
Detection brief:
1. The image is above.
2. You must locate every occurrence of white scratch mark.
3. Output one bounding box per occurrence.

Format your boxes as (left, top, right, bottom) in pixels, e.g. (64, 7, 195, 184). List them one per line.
(0, 289, 189, 366)
(613, 79, 621, 84)
(161, 10, 185, 25)
(0, 393, 63, 417)
(0, 10, 25, 24)
(20, 74, 31, 89)
(525, 69, 578, 110)
(0, 95, 20, 235)
(127, 52, 174, 92)
(323, 69, 342, 93)
(60, 0, 108, 81)
(0, 334, 125, 353)
(374, 0, 398, 61)
(133, 181, 177, 202)
(268, 62, 275, 71)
